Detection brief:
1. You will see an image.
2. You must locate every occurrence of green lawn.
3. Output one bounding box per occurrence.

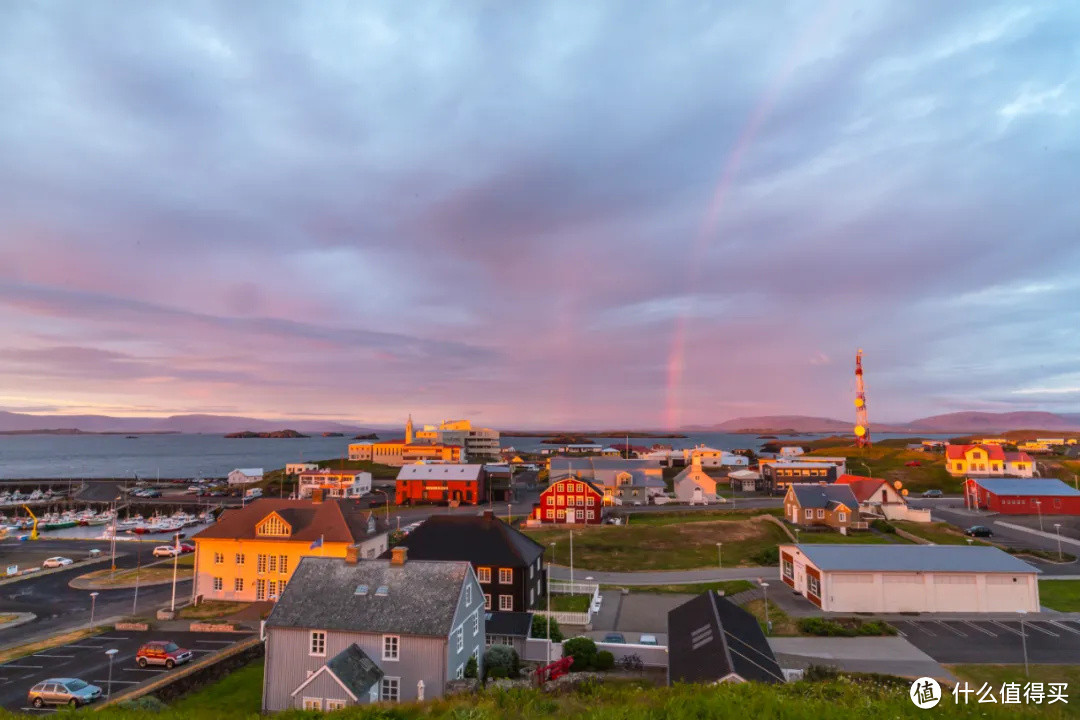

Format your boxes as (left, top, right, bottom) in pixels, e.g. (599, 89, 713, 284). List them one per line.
(803, 443, 959, 493)
(796, 532, 903, 544)
(623, 507, 785, 527)
(948, 664, 1080, 693)
(178, 601, 249, 620)
(525, 516, 789, 570)
(606, 580, 755, 596)
(743, 598, 799, 636)
(891, 521, 988, 546)
(538, 594, 592, 612)
(79, 566, 193, 587)
(1039, 579, 1080, 612)
(170, 659, 263, 714)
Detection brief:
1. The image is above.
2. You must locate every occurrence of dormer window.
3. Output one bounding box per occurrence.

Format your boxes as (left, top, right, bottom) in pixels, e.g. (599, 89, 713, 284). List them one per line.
(256, 513, 291, 537)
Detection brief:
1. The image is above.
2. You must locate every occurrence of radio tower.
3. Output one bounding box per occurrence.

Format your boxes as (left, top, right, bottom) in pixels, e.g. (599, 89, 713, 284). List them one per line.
(854, 349, 871, 447)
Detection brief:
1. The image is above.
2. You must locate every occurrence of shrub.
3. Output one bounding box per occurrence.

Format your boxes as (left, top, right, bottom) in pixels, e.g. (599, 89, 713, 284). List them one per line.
(483, 644, 520, 680)
(798, 617, 897, 637)
(751, 547, 779, 565)
(117, 695, 167, 712)
(870, 519, 895, 534)
(562, 637, 598, 671)
(804, 664, 840, 681)
(531, 614, 563, 642)
(464, 655, 478, 679)
(488, 666, 508, 680)
(593, 650, 615, 671)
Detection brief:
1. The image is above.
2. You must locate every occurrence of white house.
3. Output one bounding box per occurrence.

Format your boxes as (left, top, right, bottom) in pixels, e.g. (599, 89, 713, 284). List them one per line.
(298, 470, 373, 499)
(779, 446, 805, 457)
(673, 458, 721, 504)
(228, 468, 264, 485)
(286, 462, 319, 475)
(779, 544, 1040, 613)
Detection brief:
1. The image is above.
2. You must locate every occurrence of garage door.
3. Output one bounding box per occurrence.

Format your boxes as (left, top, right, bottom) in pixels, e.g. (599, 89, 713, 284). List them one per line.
(882, 573, 927, 612)
(982, 575, 1034, 612)
(932, 573, 976, 612)
(831, 573, 877, 612)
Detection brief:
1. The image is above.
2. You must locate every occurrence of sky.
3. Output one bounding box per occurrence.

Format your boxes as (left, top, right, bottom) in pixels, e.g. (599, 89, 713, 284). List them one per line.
(1, 1, 1078, 429)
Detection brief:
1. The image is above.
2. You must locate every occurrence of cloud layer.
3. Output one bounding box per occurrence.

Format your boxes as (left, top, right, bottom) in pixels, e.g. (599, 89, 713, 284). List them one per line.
(1, 0, 1078, 426)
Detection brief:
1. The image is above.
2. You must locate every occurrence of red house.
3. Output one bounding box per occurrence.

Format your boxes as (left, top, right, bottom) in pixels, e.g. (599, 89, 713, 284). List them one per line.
(531, 478, 604, 524)
(965, 478, 1080, 515)
(395, 464, 486, 505)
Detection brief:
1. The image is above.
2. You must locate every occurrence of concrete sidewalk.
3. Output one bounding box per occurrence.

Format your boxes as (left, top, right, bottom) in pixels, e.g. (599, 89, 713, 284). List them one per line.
(769, 636, 955, 682)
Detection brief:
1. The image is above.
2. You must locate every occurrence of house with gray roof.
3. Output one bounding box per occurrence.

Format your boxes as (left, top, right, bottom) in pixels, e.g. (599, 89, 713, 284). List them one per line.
(782, 483, 862, 531)
(549, 456, 663, 504)
(262, 547, 485, 711)
(779, 544, 1040, 613)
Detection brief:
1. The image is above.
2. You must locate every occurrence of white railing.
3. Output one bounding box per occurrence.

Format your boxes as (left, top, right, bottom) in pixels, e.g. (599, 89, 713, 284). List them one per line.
(533, 609, 591, 625)
(549, 580, 599, 596)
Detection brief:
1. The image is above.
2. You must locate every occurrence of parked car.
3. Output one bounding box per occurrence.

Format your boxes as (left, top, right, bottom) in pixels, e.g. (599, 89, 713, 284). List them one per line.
(637, 634, 658, 646)
(922, 489, 943, 498)
(965, 525, 993, 538)
(178, 542, 196, 553)
(591, 595, 603, 613)
(602, 633, 626, 644)
(135, 641, 193, 669)
(27, 678, 101, 708)
(42, 557, 73, 568)
(152, 545, 180, 558)
(905, 460, 922, 467)
(143, 489, 162, 498)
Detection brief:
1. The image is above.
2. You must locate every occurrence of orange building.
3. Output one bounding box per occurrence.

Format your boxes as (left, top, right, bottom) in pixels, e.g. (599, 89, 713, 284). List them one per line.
(348, 439, 461, 466)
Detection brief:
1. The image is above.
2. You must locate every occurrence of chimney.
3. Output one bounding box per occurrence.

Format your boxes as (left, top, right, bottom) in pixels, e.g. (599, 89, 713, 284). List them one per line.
(391, 546, 408, 566)
(345, 545, 359, 564)
(312, 487, 324, 504)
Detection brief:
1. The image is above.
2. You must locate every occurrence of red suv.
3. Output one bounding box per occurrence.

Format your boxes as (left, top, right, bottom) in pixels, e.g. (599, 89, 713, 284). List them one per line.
(135, 641, 193, 669)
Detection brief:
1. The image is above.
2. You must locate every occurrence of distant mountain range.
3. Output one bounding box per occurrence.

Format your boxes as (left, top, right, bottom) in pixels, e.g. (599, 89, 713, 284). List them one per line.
(0, 411, 383, 435)
(687, 411, 1080, 434)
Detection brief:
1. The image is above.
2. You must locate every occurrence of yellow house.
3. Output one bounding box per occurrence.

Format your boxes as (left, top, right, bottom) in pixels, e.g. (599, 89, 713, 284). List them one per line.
(974, 438, 1008, 446)
(191, 495, 388, 603)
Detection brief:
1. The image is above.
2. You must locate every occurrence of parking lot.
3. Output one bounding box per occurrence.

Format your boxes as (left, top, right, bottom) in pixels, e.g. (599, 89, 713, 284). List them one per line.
(0, 630, 253, 712)
(893, 618, 1080, 664)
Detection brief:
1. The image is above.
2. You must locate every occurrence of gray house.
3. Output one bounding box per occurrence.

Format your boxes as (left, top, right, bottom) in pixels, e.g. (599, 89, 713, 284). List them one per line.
(262, 547, 485, 711)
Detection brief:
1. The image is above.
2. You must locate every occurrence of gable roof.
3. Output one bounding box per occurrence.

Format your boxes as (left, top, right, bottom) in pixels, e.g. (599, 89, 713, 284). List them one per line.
(667, 591, 784, 684)
(546, 477, 604, 496)
(788, 483, 858, 510)
(970, 478, 1080, 497)
(674, 465, 718, 492)
(266, 556, 471, 635)
(549, 457, 659, 476)
(790, 544, 1040, 574)
(945, 444, 1006, 461)
(192, 498, 385, 544)
(231, 468, 263, 475)
(291, 644, 384, 701)
(396, 464, 483, 481)
(1003, 451, 1034, 463)
(835, 474, 892, 503)
(388, 512, 544, 567)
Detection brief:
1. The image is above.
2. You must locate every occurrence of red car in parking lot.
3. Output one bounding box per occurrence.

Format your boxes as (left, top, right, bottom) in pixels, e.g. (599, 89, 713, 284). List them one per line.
(905, 460, 922, 467)
(135, 641, 193, 669)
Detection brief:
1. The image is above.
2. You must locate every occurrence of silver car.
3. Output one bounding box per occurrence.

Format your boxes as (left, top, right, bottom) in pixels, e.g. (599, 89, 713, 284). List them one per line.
(28, 678, 102, 708)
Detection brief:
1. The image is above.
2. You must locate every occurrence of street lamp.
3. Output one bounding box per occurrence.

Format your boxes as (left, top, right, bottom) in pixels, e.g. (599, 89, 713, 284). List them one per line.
(507, 502, 512, 524)
(1018, 610, 1029, 678)
(1054, 523, 1063, 561)
(105, 648, 118, 699)
(1034, 500, 1044, 532)
(716, 542, 722, 570)
(89, 592, 99, 626)
(761, 582, 771, 635)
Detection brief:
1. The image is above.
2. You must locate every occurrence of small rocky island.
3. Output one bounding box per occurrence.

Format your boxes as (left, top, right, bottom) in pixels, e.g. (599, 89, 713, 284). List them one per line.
(225, 429, 310, 439)
(321, 432, 345, 437)
(353, 432, 379, 440)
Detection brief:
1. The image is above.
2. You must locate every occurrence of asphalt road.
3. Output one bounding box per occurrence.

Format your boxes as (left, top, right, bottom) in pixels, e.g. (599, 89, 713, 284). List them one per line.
(0, 541, 191, 648)
(0, 630, 251, 712)
(893, 618, 1080, 664)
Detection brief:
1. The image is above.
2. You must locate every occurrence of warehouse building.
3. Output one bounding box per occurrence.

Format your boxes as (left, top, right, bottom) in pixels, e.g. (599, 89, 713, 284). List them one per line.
(965, 477, 1080, 515)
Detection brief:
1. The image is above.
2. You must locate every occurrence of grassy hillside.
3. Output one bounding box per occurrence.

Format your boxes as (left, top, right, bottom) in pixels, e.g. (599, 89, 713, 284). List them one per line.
(91, 661, 1071, 719)
(804, 443, 957, 493)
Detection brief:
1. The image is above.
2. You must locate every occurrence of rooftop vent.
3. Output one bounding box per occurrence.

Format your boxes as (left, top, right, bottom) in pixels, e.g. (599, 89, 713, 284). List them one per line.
(354, 584, 369, 596)
(375, 585, 389, 597)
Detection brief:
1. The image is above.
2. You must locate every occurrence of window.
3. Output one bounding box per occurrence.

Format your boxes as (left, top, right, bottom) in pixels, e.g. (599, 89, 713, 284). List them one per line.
(499, 594, 513, 611)
(257, 554, 268, 573)
(455, 663, 464, 679)
(804, 509, 812, 520)
(782, 559, 794, 579)
(234, 553, 245, 565)
(326, 699, 346, 711)
(380, 677, 399, 702)
(456, 629, 464, 652)
(257, 514, 290, 537)
(268, 580, 277, 599)
(302, 698, 322, 711)
(213, 577, 223, 591)
(545, 509, 554, 519)
(587, 510, 595, 520)
(576, 509, 584, 519)
(484, 594, 491, 609)
(280, 578, 287, 594)
(465, 583, 472, 606)
(808, 576, 820, 596)
(382, 635, 399, 661)
(529, 565, 534, 579)
(499, 568, 512, 584)
(557, 509, 565, 519)
(213, 552, 224, 565)
(546, 495, 554, 505)
(576, 497, 584, 506)
(472, 611, 480, 636)
(310, 631, 326, 656)
(816, 509, 824, 519)
(256, 579, 267, 601)
(838, 512, 847, 522)
(279, 555, 288, 574)
(268, 555, 277, 573)
(234, 577, 244, 592)
(557, 495, 564, 506)
(587, 497, 595, 506)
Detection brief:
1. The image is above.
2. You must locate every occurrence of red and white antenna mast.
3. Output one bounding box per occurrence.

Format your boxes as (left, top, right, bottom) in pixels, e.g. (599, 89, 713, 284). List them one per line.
(854, 349, 871, 447)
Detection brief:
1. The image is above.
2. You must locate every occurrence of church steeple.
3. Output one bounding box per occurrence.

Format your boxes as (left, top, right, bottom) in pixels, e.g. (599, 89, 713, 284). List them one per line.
(405, 414, 414, 444)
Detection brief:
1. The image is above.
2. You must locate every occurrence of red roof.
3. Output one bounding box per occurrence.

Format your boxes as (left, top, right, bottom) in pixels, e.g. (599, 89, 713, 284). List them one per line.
(835, 474, 888, 502)
(945, 444, 1005, 461)
(1004, 451, 1033, 463)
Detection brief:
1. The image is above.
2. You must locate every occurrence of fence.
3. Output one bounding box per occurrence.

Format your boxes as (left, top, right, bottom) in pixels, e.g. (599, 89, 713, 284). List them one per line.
(533, 609, 590, 625)
(549, 580, 599, 596)
(536, 580, 600, 626)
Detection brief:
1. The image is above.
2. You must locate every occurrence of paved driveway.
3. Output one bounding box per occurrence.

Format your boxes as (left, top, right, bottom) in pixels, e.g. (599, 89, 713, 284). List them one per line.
(0, 630, 253, 712)
(892, 618, 1080, 664)
(769, 636, 954, 681)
